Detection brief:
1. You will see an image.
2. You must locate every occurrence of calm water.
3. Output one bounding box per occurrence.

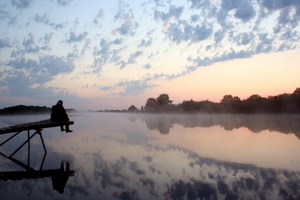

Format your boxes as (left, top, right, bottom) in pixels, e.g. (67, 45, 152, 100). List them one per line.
(0, 112, 300, 200)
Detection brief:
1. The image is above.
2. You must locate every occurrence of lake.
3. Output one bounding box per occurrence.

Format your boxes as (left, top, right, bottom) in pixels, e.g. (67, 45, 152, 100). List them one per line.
(0, 112, 300, 200)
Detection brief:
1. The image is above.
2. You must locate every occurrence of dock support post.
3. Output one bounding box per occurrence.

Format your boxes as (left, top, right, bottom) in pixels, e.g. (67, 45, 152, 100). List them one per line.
(9, 129, 46, 158)
(0, 131, 22, 146)
(27, 130, 30, 166)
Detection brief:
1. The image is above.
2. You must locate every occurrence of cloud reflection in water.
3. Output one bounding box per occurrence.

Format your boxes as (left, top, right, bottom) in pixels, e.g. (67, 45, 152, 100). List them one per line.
(1, 112, 300, 199)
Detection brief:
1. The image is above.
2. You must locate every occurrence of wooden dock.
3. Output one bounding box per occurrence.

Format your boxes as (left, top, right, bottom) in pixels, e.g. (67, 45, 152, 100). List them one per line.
(0, 119, 74, 135)
(0, 119, 74, 169)
(0, 120, 75, 194)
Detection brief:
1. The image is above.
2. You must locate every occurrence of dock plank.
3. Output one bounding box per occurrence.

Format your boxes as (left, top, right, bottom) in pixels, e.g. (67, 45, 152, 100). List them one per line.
(0, 120, 74, 135)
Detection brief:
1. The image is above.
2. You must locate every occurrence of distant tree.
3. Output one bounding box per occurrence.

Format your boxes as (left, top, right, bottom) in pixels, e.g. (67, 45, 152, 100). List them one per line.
(220, 95, 241, 113)
(156, 94, 173, 106)
(293, 88, 300, 96)
(155, 94, 173, 112)
(144, 98, 156, 111)
(242, 94, 270, 113)
(144, 94, 174, 112)
(198, 100, 219, 113)
(292, 88, 300, 112)
(141, 87, 300, 114)
(181, 99, 200, 112)
(128, 105, 138, 112)
(220, 95, 234, 104)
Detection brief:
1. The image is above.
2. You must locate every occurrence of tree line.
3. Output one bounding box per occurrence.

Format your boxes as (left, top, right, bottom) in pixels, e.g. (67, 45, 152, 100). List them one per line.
(129, 88, 300, 114)
(0, 105, 76, 115)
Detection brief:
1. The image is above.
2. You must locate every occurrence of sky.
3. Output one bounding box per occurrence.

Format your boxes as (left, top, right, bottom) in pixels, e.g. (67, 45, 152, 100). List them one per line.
(0, 0, 300, 110)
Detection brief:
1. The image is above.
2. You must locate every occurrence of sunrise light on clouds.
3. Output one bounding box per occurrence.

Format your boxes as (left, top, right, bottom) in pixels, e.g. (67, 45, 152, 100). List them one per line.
(0, 0, 300, 110)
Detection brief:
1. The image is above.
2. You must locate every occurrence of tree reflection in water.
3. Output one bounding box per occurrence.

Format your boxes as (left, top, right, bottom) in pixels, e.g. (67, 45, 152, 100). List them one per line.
(132, 114, 300, 137)
(1, 113, 300, 199)
(0, 148, 74, 194)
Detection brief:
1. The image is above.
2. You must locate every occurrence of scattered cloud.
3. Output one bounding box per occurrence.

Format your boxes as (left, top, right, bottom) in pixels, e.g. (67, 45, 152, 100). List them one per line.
(66, 31, 88, 43)
(34, 13, 68, 30)
(154, 5, 184, 21)
(138, 38, 152, 48)
(56, 0, 73, 6)
(143, 64, 152, 69)
(10, 33, 50, 57)
(93, 9, 104, 26)
(11, 0, 32, 9)
(7, 55, 75, 82)
(234, 0, 255, 21)
(0, 38, 11, 48)
(117, 80, 156, 96)
(0, 0, 300, 107)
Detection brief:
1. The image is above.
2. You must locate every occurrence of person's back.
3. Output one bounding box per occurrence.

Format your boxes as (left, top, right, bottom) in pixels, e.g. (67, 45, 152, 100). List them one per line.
(51, 104, 68, 121)
(51, 100, 72, 132)
(51, 100, 69, 121)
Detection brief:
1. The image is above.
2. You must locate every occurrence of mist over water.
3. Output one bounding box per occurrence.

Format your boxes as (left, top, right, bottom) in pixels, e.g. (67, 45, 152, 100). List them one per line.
(1, 112, 300, 200)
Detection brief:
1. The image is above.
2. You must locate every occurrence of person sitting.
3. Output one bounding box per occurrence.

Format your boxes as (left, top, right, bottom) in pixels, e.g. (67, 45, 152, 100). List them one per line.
(51, 100, 72, 132)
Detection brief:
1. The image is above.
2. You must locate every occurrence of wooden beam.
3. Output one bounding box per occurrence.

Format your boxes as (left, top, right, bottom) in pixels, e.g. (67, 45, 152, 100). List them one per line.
(0, 120, 74, 135)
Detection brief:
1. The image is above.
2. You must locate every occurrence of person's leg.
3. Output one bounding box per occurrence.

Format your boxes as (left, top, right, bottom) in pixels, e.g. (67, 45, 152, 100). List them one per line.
(60, 125, 65, 131)
(66, 125, 72, 132)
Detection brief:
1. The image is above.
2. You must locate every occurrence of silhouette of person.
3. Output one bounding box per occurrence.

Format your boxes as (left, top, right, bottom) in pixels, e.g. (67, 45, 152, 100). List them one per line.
(51, 161, 71, 194)
(51, 100, 72, 132)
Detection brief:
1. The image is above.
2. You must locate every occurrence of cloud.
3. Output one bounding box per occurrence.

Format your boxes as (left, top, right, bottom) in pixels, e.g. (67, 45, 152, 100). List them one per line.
(0, 38, 11, 48)
(39, 33, 53, 44)
(192, 24, 213, 42)
(117, 80, 156, 96)
(138, 39, 152, 48)
(1, 0, 300, 105)
(190, 14, 199, 22)
(164, 20, 212, 44)
(214, 30, 225, 44)
(117, 20, 139, 36)
(128, 50, 143, 64)
(116, 50, 143, 69)
(101, 73, 165, 96)
(154, 5, 184, 21)
(221, 0, 239, 11)
(10, 33, 50, 57)
(11, 0, 32, 9)
(92, 39, 114, 70)
(7, 55, 75, 83)
(113, 1, 139, 36)
(261, 0, 300, 10)
(234, 0, 255, 21)
(22, 32, 34, 47)
(34, 13, 67, 30)
(236, 32, 253, 45)
(66, 31, 88, 43)
(0, 10, 10, 20)
(93, 9, 104, 26)
(0, 54, 77, 103)
(56, 0, 73, 6)
(100, 86, 111, 91)
(143, 64, 152, 69)
(34, 13, 49, 24)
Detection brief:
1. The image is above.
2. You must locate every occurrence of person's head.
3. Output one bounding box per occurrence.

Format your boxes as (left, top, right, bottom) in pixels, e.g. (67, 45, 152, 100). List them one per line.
(57, 100, 63, 105)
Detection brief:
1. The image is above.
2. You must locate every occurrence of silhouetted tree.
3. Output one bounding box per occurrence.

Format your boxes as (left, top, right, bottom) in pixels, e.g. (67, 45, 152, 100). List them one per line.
(144, 98, 156, 111)
(220, 95, 241, 113)
(181, 99, 200, 112)
(144, 94, 174, 112)
(156, 94, 173, 106)
(128, 105, 138, 112)
(141, 88, 300, 114)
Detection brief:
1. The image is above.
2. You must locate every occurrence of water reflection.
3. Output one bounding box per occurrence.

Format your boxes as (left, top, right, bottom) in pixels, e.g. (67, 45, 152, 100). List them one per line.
(0, 135, 74, 194)
(132, 113, 300, 137)
(1, 113, 300, 199)
(0, 159, 74, 194)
